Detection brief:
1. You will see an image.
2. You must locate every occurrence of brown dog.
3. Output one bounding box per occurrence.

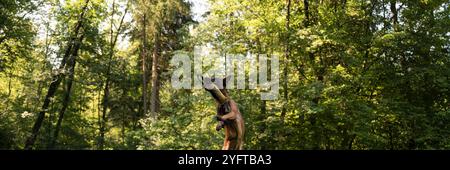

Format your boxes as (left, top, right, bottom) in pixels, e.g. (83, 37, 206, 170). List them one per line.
(203, 77, 245, 150)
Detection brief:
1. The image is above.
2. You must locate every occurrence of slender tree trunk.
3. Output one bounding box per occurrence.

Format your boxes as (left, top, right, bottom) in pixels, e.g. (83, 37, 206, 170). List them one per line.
(121, 111, 126, 145)
(304, 0, 321, 149)
(304, 0, 310, 27)
(134, 85, 140, 129)
(98, 0, 116, 150)
(37, 21, 50, 107)
(5, 71, 12, 109)
(255, 37, 268, 149)
(98, 85, 108, 150)
(48, 34, 84, 149)
(7, 72, 12, 97)
(24, 0, 90, 150)
(96, 88, 102, 149)
(390, 0, 398, 30)
(98, 1, 129, 150)
(150, 31, 160, 118)
(142, 14, 148, 117)
(281, 0, 291, 120)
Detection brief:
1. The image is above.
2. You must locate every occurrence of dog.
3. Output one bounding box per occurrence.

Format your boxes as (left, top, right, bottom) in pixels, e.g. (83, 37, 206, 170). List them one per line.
(203, 76, 245, 150)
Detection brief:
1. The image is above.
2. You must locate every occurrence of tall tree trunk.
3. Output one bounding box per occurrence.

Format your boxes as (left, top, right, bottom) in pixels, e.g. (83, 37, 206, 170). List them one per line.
(5, 71, 12, 109)
(304, 0, 321, 149)
(98, 0, 116, 150)
(24, 0, 90, 150)
(281, 0, 291, 120)
(7, 71, 12, 97)
(291, 0, 311, 80)
(98, 1, 129, 150)
(48, 34, 84, 149)
(150, 31, 160, 118)
(390, 0, 398, 30)
(257, 37, 268, 149)
(142, 14, 148, 117)
(96, 88, 102, 147)
(304, 0, 310, 27)
(37, 21, 50, 108)
(121, 111, 126, 145)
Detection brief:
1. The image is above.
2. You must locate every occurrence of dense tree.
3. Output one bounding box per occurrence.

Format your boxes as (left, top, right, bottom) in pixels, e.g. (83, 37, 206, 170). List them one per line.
(0, 0, 36, 72)
(24, 0, 92, 149)
(0, 0, 448, 150)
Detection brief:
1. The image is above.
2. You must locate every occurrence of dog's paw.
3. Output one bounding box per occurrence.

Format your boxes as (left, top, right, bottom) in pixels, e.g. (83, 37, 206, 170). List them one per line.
(215, 115, 223, 121)
(216, 122, 224, 131)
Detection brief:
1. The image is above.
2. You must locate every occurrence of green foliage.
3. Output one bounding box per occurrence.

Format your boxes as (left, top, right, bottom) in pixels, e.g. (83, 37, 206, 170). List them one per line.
(0, 0, 36, 71)
(0, 0, 449, 150)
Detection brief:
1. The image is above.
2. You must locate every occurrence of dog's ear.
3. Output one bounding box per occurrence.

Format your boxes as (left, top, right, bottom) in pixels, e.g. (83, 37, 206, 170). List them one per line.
(223, 75, 232, 89)
(202, 76, 212, 89)
(218, 76, 231, 97)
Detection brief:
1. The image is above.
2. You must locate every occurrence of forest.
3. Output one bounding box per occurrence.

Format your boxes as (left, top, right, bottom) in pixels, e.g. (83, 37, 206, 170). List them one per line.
(0, 0, 449, 150)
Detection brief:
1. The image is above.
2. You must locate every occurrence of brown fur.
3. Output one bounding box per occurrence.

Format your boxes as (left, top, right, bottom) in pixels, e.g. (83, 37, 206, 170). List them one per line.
(215, 98, 245, 150)
(204, 77, 245, 150)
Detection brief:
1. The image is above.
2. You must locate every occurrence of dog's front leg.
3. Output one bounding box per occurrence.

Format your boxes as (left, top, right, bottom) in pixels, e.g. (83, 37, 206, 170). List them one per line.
(217, 111, 236, 121)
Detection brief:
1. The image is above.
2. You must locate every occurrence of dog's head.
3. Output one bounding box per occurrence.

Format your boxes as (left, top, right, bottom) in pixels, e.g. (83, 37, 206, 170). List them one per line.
(202, 76, 231, 103)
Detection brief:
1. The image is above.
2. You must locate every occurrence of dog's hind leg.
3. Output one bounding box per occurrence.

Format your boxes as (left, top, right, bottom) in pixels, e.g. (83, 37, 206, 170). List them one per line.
(222, 139, 230, 150)
(236, 120, 245, 150)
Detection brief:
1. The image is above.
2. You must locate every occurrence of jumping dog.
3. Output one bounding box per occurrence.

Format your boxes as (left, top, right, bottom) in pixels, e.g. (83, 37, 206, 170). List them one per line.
(203, 77, 245, 150)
